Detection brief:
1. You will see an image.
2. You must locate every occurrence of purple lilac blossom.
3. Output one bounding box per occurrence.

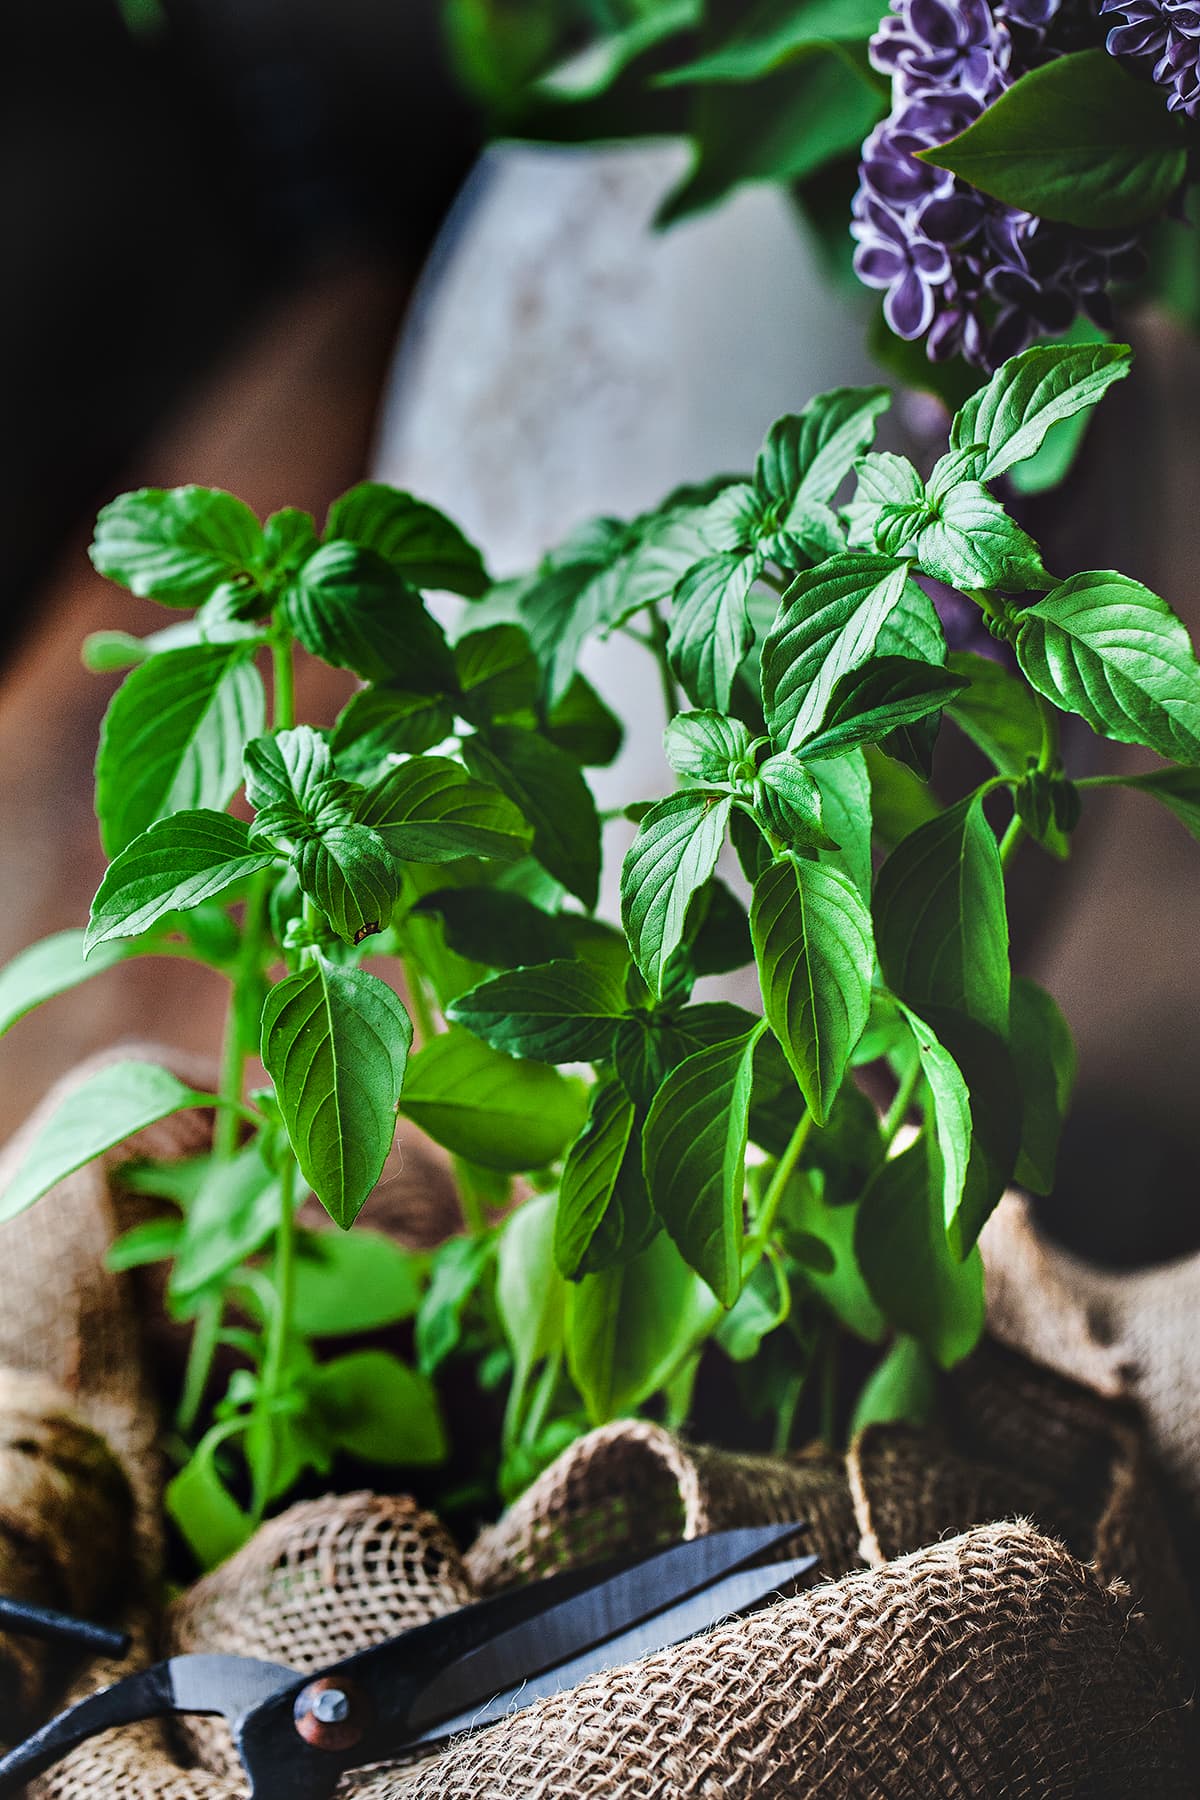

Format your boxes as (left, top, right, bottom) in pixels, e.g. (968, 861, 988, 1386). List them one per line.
(1101, 1, 1200, 116)
(853, 0, 1147, 368)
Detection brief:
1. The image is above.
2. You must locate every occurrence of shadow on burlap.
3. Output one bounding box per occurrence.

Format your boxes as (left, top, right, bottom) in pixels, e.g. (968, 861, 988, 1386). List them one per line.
(0, 1053, 1194, 1798)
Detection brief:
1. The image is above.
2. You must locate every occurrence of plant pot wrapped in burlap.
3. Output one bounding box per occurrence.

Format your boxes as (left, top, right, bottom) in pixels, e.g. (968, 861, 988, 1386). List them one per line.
(0, 1057, 1194, 1798)
(984, 1191, 1200, 1527)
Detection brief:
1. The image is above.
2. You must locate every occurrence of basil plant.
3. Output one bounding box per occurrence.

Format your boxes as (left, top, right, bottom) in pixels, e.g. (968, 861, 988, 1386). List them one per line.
(2, 341, 1196, 1568)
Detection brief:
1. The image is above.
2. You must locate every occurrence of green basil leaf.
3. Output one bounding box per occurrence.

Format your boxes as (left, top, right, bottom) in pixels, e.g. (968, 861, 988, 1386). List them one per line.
(673, 1000, 762, 1051)
(555, 1082, 644, 1279)
(312, 1351, 446, 1464)
(850, 1335, 938, 1434)
(411, 887, 577, 970)
(746, 1032, 799, 1157)
(916, 481, 1049, 593)
(811, 750, 873, 900)
(751, 854, 873, 1125)
(282, 541, 454, 687)
(357, 755, 533, 863)
(755, 754, 834, 848)
(776, 1169, 884, 1341)
(851, 990, 911, 1069)
(169, 1139, 287, 1302)
(497, 1192, 566, 1422)
(572, 1123, 658, 1281)
(96, 643, 265, 855)
(324, 482, 489, 597)
(90, 486, 264, 608)
(918, 50, 1187, 231)
(242, 1376, 332, 1509)
(82, 630, 159, 672)
(855, 1137, 985, 1368)
(643, 1025, 764, 1305)
(292, 824, 400, 945)
(922, 1003, 1021, 1252)
(291, 1229, 421, 1335)
(262, 507, 319, 579)
(657, 45, 885, 226)
(668, 552, 759, 710)
(392, 885, 489, 1015)
(447, 960, 626, 1063)
(897, 1001, 972, 1231)
(1006, 406, 1092, 497)
(664, 710, 753, 781)
(261, 956, 412, 1228)
(598, 508, 719, 630)
(949, 342, 1132, 481)
(244, 725, 335, 820)
(0, 1060, 211, 1225)
(86, 810, 275, 952)
(874, 794, 1010, 1035)
(858, 584, 949, 777)
(767, 503, 848, 569)
(244, 730, 400, 942)
(106, 1217, 184, 1273)
(1013, 571, 1200, 764)
(612, 1014, 675, 1111)
(463, 727, 601, 907)
(685, 877, 753, 977)
(566, 1228, 714, 1424)
(755, 387, 891, 515)
(165, 1426, 253, 1570)
(864, 744, 941, 847)
(715, 1257, 791, 1363)
(415, 1234, 494, 1374)
(614, 1001, 759, 1110)
(874, 578, 947, 668)
(454, 624, 540, 724)
(519, 557, 621, 707)
(844, 453, 925, 550)
(0, 929, 133, 1039)
(329, 688, 455, 781)
(873, 500, 931, 559)
(621, 791, 733, 995)
(545, 672, 624, 768)
(796, 657, 967, 763)
(1117, 765, 1200, 842)
(82, 617, 263, 672)
(762, 554, 909, 751)
(803, 1076, 885, 1196)
(657, 0, 888, 84)
(945, 650, 1043, 774)
(542, 0, 699, 97)
(1010, 977, 1075, 1197)
(696, 483, 766, 553)
(397, 1028, 586, 1172)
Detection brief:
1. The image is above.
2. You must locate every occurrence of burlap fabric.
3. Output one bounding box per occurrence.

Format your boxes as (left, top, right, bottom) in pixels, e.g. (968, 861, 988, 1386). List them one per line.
(0, 1056, 1194, 1796)
(984, 1192, 1200, 1522)
(0, 1370, 133, 1743)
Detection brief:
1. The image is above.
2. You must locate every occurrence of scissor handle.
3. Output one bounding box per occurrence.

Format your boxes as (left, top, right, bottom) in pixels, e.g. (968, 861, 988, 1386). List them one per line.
(0, 1668, 173, 1795)
(0, 1595, 129, 1660)
(0, 1655, 297, 1798)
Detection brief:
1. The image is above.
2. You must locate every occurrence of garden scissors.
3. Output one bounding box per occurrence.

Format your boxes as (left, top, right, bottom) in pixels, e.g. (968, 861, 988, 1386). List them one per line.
(0, 1520, 816, 1799)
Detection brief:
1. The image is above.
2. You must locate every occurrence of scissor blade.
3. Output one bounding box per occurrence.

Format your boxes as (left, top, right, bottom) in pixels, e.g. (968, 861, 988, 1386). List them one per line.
(405, 1520, 809, 1736)
(413, 1550, 819, 1747)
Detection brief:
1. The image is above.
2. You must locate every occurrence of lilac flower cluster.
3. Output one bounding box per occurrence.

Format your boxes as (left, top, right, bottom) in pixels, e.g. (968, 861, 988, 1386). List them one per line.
(852, 0, 1146, 368)
(1101, 1, 1200, 117)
